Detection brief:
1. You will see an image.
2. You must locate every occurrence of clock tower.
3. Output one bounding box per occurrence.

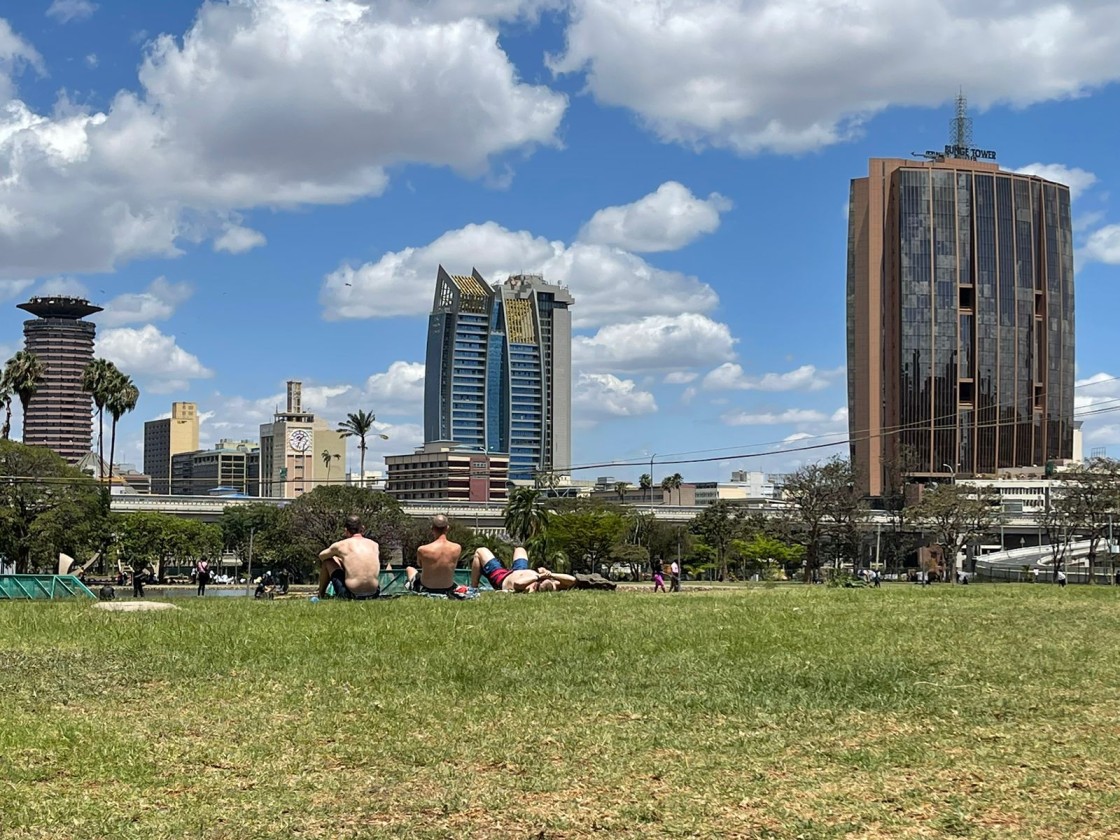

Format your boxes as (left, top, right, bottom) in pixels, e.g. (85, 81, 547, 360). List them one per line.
(258, 380, 346, 498)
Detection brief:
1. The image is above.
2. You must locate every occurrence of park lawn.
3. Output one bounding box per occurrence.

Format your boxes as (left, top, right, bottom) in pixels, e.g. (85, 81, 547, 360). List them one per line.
(2, 586, 1120, 839)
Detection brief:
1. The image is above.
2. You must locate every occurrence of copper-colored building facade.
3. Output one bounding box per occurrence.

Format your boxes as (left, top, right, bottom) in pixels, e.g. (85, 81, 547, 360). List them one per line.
(847, 158, 1075, 497)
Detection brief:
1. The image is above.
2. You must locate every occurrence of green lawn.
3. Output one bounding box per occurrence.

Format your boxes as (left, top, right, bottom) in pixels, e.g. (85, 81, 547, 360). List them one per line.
(3, 584, 1120, 839)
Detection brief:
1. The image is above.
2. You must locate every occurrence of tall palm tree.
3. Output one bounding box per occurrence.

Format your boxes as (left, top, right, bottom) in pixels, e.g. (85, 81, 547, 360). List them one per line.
(639, 473, 652, 505)
(321, 448, 340, 484)
(81, 357, 119, 484)
(660, 476, 673, 504)
(504, 486, 550, 545)
(670, 472, 684, 505)
(337, 410, 386, 488)
(0, 371, 11, 440)
(105, 372, 140, 494)
(613, 481, 630, 503)
(3, 351, 46, 440)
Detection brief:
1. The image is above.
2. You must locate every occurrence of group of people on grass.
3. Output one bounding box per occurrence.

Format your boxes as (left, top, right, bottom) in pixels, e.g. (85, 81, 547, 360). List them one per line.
(316, 513, 580, 601)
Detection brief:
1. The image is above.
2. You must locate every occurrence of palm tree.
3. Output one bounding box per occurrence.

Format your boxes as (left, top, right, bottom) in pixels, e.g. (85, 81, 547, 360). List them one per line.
(3, 351, 46, 439)
(504, 486, 550, 545)
(105, 372, 140, 495)
(337, 409, 386, 488)
(81, 358, 119, 485)
(321, 448, 340, 484)
(613, 481, 630, 503)
(670, 472, 684, 505)
(660, 476, 673, 504)
(639, 472, 652, 505)
(0, 371, 11, 440)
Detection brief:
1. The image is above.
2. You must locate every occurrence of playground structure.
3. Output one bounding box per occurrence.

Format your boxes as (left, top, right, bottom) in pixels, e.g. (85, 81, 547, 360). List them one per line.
(0, 574, 96, 600)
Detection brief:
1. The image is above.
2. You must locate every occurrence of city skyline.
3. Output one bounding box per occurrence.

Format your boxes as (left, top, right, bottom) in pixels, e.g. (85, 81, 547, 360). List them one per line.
(3, 2, 1120, 485)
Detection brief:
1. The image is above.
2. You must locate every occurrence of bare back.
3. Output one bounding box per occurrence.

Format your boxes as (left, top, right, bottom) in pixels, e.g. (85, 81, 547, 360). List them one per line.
(324, 535, 381, 595)
(415, 535, 460, 590)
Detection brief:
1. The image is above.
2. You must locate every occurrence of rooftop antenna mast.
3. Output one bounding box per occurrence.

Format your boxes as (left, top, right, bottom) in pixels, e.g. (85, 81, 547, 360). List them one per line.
(949, 90, 972, 158)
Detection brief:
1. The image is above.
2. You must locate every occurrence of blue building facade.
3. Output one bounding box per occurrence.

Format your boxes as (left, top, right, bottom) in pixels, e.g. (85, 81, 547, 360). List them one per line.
(424, 267, 573, 482)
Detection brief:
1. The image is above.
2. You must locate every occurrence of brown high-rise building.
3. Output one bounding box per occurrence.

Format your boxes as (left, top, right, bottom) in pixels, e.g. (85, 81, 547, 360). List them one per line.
(847, 157, 1075, 497)
(17, 296, 102, 463)
(144, 402, 201, 495)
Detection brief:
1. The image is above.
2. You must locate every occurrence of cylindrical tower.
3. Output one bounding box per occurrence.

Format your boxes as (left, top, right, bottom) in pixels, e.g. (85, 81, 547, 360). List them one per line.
(17, 296, 103, 463)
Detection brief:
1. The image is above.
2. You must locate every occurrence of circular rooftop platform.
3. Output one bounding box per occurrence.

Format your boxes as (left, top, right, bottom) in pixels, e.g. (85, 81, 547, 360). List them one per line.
(17, 296, 103, 320)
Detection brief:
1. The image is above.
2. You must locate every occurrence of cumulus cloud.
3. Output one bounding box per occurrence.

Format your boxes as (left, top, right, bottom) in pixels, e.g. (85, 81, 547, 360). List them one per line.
(573, 373, 657, 419)
(46, 1, 98, 24)
(0, 0, 566, 278)
(321, 221, 718, 327)
(97, 277, 193, 327)
(1083, 225, 1120, 265)
(97, 325, 213, 393)
(573, 313, 736, 372)
(363, 361, 426, 416)
(213, 225, 267, 255)
(663, 371, 697, 385)
(703, 363, 840, 392)
(551, 0, 1120, 154)
(1014, 163, 1097, 200)
(577, 181, 731, 252)
(0, 279, 34, 302)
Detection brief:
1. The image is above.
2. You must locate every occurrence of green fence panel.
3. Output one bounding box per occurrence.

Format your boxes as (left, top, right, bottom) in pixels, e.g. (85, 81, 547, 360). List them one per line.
(0, 574, 97, 601)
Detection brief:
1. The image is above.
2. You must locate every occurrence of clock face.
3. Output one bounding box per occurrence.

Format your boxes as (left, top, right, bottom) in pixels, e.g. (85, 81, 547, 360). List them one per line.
(289, 429, 312, 452)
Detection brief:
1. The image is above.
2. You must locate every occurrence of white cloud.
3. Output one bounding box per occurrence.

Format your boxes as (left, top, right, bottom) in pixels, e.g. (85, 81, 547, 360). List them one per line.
(321, 221, 718, 327)
(0, 18, 42, 100)
(573, 373, 657, 419)
(46, 1, 98, 24)
(1014, 163, 1097, 200)
(0, 279, 34, 302)
(0, 0, 566, 278)
(97, 277, 193, 327)
(1083, 225, 1120, 265)
(551, 0, 1120, 154)
(722, 408, 828, 426)
(573, 313, 736, 372)
(85, 53, 98, 68)
(703, 363, 839, 392)
(36, 276, 90, 298)
(97, 325, 213, 393)
(663, 371, 697, 385)
(577, 181, 731, 252)
(213, 225, 267, 255)
(363, 361, 426, 416)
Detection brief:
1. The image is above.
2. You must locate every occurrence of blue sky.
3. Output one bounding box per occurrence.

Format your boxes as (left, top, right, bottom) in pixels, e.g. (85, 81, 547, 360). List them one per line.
(3, 0, 1120, 485)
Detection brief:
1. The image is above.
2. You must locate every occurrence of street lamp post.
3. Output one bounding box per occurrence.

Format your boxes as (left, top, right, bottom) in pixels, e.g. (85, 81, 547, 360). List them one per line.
(649, 453, 656, 509)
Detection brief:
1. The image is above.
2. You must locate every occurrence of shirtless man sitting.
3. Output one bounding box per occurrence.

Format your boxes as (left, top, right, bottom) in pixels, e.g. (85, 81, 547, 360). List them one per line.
(405, 514, 461, 596)
(469, 546, 577, 592)
(318, 514, 383, 600)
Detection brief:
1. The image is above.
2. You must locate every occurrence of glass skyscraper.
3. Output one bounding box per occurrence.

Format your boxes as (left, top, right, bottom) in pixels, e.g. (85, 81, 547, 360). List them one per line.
(424, 267, 573, 482)
(847, 158, 1075, 497)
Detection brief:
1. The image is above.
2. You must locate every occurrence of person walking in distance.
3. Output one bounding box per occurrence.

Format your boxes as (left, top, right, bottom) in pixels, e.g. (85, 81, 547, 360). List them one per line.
(652, 558, 666, 593)
(669, 559, 681, 592)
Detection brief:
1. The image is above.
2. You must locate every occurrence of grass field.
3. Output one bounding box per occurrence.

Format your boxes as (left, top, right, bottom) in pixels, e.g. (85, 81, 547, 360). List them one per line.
(3, 584, 1120, 839)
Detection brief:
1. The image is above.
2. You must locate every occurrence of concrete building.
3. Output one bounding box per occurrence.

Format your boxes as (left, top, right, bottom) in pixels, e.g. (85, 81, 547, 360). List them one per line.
(258, 381, 346, 498)
(346, 469, 385, 490)
(385, 441, 509, 502)
(17, 296, 101, 463)
(171, 442, 260, 496)
(847, 155, 1075, 497)
(143, 402, 200, 494)
(728, 470, 779, 499)
(424, 267, 573, 483)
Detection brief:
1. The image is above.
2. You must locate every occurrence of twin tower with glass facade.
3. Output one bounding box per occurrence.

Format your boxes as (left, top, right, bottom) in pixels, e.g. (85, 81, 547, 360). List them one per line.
(847, 157, 1076, 497)
(424, 267, 574, 483)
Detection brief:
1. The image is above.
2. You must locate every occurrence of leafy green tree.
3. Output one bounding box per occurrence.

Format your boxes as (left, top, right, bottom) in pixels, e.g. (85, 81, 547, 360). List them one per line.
(611, 542, 650, 580)
(689, 500, 740, 580)
(114, 513, 220, 578)
(337, 409, 383, 488)
(3, 351, 45, 440)
(0, 440, 103, 573)
(781, 457, 866, 582)
(905, 483, 998, 581)
(1050, 458, 1120, 582)
(276, 485, 407, 577)
(550, 507, 629, 574)
(221, 503, 285, 563)
(732, 533, 804, 580)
